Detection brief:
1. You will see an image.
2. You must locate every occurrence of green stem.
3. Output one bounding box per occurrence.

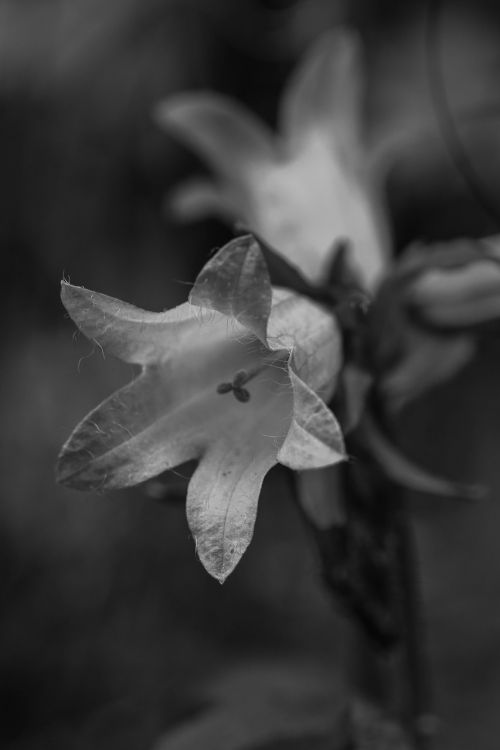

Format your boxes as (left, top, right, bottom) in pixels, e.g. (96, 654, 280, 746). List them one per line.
(393, 501, 436, 750)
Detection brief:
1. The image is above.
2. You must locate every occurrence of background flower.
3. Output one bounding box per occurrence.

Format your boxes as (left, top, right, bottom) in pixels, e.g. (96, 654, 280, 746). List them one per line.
(156, 29, 390, 291)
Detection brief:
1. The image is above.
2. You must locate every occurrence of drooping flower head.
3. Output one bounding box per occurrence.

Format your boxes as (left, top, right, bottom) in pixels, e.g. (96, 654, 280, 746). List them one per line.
(156, 30, 389, 291)
(57, 236, 345, 581)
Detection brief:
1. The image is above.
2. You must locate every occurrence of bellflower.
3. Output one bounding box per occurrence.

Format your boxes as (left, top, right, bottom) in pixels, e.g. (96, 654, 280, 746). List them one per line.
(155, 29, 389, 290)
(56, 236, 345, 581)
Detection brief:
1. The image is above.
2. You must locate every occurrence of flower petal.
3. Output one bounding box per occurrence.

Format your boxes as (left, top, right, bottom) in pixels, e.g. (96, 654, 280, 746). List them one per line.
(155, 92, 278, 185)
(56, 369, 201, 490)
(410, 258, 500, 328)
(61, 282, 204, 365)
(187, 444, 273, 584)
(278, 372, 346, 470)
(278, 28, 362, 150)
(267, 288, 342, 398)
(190, 234, 272, 342)
(167, 178, 235, 222)
(186, 364, 293, 582)
(56, 322, 279, 493)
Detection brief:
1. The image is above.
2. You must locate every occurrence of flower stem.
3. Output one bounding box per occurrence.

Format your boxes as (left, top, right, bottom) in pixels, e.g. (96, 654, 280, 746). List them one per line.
(393, 500, 437, 750)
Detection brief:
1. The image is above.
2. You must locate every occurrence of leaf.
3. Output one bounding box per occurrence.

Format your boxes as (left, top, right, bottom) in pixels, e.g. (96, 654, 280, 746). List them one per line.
(362, 414, 486, 501)
(380, 331, 476, 413)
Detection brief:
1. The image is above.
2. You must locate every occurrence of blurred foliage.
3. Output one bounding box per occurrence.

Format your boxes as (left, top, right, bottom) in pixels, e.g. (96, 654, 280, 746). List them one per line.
(2, 0, 500, 749)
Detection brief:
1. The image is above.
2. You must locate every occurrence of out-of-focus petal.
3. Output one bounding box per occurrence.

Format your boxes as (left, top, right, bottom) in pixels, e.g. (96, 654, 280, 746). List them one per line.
(157, 31, 390, 291)
(278, 28, 362, 151)
(155, 93, 278, 184)
(167, 178, 235, 222)
(410, 258, 500, 328)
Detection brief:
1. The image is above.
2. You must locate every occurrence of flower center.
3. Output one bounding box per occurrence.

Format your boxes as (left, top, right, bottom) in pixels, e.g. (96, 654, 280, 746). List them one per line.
(216, 354, 285, 403)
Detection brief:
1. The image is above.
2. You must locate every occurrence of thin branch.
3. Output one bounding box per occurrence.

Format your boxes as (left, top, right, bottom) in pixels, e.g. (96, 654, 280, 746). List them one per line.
(425, 0, 500, 231)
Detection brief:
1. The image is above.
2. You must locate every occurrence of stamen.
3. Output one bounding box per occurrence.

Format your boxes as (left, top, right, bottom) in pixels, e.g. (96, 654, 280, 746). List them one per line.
(233, 387, 250, 403)
(217, 382, 233, 394)
(233, 370, 250, 387)
(216, 354, 285, 403)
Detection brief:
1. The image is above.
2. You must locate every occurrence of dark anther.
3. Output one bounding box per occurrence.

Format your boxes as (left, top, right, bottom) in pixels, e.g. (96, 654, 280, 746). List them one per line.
(217, 382, 233, 394)
(216, 377, 251, 403)
(233, 370, 249, 387)
(233, 387, 250, 403)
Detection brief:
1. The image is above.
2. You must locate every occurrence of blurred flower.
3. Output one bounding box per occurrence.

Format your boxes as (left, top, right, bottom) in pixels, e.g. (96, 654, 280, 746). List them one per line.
(57, 236, 345, 581)
(156, 29, 389, 290)
(366, 237, 500, 412)
(409, 237, 500, 329)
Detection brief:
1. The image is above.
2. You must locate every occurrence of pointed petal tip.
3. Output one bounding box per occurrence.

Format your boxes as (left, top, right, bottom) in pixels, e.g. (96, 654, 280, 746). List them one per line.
(54, 446, 93, 491)
(323, 25, 360, 50)
(54, 455, 85, 491)
(189, 234, 272, 341)
(60, 278, 74, 298)
(153, 96, 188, 130)
(153, 92, 234, 132)
(196, 548, 237, 584)
(311, 27, 362, 71)
(60, 280, 89, 313)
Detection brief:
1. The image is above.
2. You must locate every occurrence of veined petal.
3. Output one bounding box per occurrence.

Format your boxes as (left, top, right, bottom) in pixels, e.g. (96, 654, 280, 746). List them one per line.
(61, 282, 206, 366)
(59, 238, 345, 581)
(186, 361, 293, 582)
(190, 234, 272, 342)
(267, 287, 342, 399)
(155, 93, 278, 185)
(57, 321, 283, 492)
(278, 29, 362, 151)
(56, 369, 200, 490)
(278, 373, 345, 470)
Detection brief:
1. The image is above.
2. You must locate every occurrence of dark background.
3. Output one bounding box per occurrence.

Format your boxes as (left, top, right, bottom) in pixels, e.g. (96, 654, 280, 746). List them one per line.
(2, 1, 500, 748)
